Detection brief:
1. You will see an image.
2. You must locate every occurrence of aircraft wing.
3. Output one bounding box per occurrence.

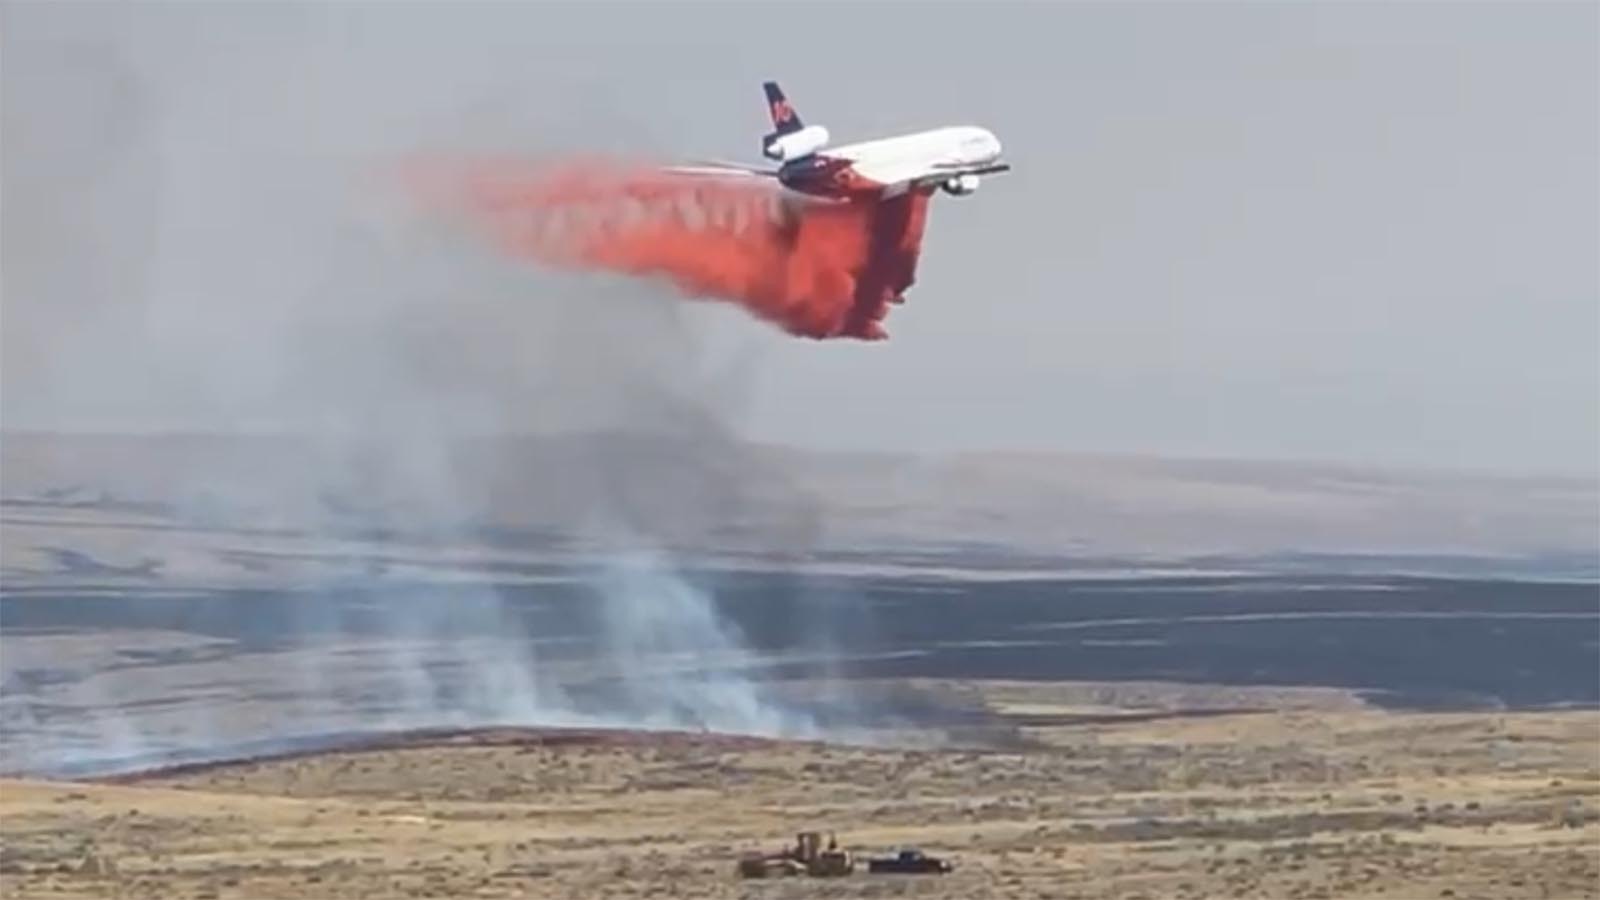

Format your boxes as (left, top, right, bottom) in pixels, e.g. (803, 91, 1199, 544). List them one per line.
(857, 159, 1012, 196)
(929, 161, 1012, 177)
(912, 161, 1012, 188)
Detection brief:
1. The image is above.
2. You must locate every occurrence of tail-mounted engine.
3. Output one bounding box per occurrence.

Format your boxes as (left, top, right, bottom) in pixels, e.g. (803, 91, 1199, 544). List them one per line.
(763, 125, 831, 162)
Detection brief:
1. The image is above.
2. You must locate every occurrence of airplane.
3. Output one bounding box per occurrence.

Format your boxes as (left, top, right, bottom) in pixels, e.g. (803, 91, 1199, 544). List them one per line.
(670, 81, 1010, 202)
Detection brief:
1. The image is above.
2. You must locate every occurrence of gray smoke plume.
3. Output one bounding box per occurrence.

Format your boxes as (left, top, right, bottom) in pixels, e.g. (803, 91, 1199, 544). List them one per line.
(585, 549, 817, 736)
(0, 3, 846, 775)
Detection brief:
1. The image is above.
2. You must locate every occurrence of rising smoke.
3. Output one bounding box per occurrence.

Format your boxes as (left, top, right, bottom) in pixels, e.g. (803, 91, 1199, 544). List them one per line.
(0, 4, 853, 774)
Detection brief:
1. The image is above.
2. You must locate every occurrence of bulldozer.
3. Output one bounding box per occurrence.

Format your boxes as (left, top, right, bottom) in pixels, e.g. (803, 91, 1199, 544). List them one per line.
(736, 831, 854, 878)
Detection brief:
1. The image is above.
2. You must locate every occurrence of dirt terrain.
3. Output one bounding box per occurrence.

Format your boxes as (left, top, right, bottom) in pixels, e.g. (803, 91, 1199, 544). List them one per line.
(3, 434, 1596, 896)
(2, 682, 1596, 900)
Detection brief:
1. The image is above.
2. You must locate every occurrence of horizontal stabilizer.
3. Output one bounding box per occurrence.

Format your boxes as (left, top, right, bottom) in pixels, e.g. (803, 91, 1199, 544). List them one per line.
(692, 159, 781, 176)
(663, 160, 781, 178)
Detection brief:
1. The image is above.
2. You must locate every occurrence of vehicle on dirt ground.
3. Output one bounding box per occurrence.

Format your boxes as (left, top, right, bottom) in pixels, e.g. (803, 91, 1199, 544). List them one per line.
(865, 848, 954, 874)
(736, 831, 854, 878)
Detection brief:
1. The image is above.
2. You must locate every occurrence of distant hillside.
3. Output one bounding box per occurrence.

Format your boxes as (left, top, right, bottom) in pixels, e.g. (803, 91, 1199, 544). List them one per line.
(2, 431, 1595, 588)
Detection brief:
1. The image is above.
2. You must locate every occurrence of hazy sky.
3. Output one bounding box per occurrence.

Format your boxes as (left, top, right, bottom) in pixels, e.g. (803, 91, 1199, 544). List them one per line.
(3, 2, 1596, 474)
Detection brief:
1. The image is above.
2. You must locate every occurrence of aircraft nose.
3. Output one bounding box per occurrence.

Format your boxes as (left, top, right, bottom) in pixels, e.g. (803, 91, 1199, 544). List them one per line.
(985, 132, 1003, 159)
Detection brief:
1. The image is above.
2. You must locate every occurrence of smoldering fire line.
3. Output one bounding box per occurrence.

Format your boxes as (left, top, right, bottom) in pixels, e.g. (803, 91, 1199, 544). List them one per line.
(409, 157, 934, 340)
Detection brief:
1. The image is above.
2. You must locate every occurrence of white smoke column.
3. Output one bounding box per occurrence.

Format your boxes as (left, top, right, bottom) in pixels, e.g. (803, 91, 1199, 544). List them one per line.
(293, 584, 573, 734)
(0, 3, 862, 775)
(588, 548, 818, 737)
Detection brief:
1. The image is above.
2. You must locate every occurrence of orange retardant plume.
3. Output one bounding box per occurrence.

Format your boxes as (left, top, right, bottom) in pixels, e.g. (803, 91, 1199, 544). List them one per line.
(410, 157, 934, 340)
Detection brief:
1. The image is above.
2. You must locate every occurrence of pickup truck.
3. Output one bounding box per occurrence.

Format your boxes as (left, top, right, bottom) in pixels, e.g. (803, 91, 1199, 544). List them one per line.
(865, 849, 953, 874)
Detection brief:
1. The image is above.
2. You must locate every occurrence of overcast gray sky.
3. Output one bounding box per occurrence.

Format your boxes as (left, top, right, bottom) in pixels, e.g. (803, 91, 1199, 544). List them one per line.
(3, 1, 1596, 475)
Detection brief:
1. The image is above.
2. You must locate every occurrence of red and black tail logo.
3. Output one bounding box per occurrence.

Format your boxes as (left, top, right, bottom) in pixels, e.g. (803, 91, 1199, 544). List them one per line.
(762, 81, 803, 135)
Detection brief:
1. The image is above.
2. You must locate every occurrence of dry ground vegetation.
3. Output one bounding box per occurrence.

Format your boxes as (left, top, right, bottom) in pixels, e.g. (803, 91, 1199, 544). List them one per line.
(1, 682, 1597, 900)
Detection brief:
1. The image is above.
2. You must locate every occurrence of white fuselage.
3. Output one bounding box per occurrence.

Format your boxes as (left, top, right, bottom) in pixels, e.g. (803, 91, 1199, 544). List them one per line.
(776, 125, 1006, 198)
(825, 126, 1004, 185)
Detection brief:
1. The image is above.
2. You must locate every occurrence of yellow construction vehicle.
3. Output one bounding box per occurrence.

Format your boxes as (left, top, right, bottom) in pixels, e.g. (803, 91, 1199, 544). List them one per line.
(735, 831, 855, 878)
(736, 854, 804, 878)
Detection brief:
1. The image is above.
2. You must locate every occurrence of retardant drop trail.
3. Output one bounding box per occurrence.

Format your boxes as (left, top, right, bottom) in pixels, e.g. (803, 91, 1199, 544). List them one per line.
(414, 158, 935, 340)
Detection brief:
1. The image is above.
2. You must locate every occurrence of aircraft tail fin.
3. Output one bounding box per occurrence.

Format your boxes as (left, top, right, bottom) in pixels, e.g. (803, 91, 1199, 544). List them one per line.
(763, 81, 803, 136)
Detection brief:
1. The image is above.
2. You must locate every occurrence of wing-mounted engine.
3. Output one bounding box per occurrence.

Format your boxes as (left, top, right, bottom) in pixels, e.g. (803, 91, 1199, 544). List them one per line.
(763, 125, 830, 162)
(941, 174, 981, 196)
